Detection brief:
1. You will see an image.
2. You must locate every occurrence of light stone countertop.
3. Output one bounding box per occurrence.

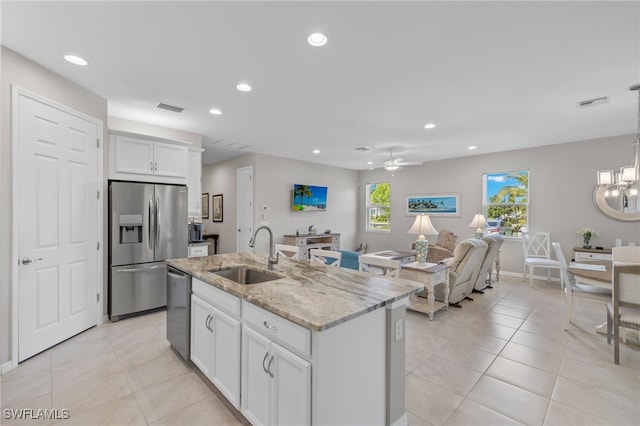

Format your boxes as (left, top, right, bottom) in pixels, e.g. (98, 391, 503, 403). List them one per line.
(166, 252, 424, 331)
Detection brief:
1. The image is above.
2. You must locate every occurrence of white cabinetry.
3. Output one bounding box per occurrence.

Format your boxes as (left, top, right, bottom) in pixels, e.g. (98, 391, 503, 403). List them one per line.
(110, 134, 188, 183)
(190, 279, 241, 408)
(241, 325, 311, 426)
(187, 148, 203, 217)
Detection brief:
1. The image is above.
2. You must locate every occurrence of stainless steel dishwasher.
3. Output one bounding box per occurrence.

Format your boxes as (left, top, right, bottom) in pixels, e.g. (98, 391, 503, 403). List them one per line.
(167, 266, 191, 362)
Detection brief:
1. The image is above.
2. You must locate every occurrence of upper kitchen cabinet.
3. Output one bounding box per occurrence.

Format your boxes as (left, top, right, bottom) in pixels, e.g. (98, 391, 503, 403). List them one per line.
(188, 148, 204, 218)
(109, 134, 189, 184)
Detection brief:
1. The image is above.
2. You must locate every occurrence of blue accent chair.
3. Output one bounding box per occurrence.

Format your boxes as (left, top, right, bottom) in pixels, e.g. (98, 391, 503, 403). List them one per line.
(339, 250, 360, 270)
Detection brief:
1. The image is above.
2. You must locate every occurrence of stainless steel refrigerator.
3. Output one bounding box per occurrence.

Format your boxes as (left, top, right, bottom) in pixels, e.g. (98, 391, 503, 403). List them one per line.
(109, 181, 187, 320)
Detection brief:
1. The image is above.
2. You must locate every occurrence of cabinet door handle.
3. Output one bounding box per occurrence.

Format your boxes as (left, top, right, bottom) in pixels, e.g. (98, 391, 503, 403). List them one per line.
(262, 352, 270, 375)
(263, 321, 277, 331)
(154, 162, 158, 171)
(205, 314, 213, 332)
(267, 355, 274, 378)
(149, 161, 153, 171)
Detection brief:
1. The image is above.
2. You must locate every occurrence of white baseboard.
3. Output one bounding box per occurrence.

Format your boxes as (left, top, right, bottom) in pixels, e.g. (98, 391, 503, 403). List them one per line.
(498, 270, 561, 283)
(392, 413, 408, 426)
(1, 360, 17, 375)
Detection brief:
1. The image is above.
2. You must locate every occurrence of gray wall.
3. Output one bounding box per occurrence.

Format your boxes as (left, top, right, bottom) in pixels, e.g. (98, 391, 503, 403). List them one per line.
(201, 153, 257, 254)
(357, 135, 640, 275)
(0, 47, 108, 364)
(202, 153, 359, 255)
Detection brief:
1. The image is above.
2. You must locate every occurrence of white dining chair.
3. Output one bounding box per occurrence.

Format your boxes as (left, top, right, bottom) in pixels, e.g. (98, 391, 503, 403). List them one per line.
(607, 246, 640, 364)
(358, 255, 402, 278)
(275, 244, 300, 260)
(522, 231, 561, 286)
(309, 249, 342, 267)
(552, 242, 575, 329)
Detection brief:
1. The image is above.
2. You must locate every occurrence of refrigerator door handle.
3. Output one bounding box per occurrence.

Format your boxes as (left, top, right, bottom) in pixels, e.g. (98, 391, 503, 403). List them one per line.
(148, 196, 154, 250)
(156, 195, 161, 249)
(115, 267, 144, 273)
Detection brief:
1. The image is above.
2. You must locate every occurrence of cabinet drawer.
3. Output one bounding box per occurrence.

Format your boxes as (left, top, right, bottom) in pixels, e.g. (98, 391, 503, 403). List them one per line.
(243, 302, 311, 359)
(576, 251, 611, 261)
(193, 278, 241, 318)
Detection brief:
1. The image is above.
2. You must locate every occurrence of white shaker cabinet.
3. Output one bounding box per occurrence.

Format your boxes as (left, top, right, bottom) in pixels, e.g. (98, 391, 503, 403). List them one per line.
(190, 285, 242, 409)
(187, 148, 203, 217)
(241, 325, 311, 426)
(110, 135, 188, 182)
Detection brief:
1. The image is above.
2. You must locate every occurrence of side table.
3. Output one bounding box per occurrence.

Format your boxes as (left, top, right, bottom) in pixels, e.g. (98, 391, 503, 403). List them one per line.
(400, 262, 449, 320)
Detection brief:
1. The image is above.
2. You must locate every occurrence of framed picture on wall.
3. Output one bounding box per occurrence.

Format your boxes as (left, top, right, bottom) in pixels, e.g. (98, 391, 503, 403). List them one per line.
(212, 194, 223, 222)
(201, 193, 209, 219)
(407, 193, 460, 216)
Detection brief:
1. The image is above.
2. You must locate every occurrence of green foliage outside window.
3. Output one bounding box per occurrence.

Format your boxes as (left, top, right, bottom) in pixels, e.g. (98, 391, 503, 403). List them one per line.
(366, 182, 391, 231)
(485, 171, 529, 236)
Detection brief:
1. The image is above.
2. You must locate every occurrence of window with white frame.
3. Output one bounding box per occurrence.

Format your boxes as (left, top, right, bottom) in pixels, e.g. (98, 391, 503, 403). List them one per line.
(484, 170, 529, 237)
(365, 182, 391, 231)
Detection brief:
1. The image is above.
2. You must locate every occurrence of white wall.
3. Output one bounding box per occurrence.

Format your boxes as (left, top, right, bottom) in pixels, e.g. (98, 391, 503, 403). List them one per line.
(202, 153, 359, 255)
(0, 47, 109, 364)
(357, 135, 640, 275)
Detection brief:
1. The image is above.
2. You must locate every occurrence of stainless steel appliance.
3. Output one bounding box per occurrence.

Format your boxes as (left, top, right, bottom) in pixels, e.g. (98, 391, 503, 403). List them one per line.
(167, 266, 191, 361)
(109, 181, 187, 320)
(188, 222, 203, 243)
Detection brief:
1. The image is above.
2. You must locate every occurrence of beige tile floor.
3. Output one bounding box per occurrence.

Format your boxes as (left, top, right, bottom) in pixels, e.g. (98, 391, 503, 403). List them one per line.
(1, 275, 639, 425)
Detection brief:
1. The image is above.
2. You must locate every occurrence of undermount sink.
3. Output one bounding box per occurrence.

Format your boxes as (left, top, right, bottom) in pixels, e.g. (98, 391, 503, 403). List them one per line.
(209, 266, 284, 285)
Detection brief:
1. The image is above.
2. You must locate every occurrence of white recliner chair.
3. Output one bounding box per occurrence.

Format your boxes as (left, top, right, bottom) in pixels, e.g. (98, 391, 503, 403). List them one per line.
(435, 239, 488, 307)
(473, 234, 505, 292)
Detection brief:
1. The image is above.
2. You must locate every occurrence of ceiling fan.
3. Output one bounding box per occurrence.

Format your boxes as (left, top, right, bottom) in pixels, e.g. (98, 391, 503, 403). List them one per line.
(381, 149, 423, 171)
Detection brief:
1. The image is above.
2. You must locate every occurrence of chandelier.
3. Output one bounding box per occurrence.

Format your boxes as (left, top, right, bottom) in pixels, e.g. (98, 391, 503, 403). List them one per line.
(597, 84, 640, 198)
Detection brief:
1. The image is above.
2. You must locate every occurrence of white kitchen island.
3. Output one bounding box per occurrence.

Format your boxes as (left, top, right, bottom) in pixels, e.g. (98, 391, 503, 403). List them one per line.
(166, 253, 423, 426)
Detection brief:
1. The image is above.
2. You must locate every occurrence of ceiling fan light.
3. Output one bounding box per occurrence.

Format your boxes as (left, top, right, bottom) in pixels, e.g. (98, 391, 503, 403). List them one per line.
(384, 164, 399, 171)
(597, 170, 615, 185)
(620, 165, 638, 183)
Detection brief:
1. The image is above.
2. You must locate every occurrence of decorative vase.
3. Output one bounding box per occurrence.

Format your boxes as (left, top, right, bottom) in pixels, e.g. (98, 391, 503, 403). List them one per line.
(583, 235, 591, 249)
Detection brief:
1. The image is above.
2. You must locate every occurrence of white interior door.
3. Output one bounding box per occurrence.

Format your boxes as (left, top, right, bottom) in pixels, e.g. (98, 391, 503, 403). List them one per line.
(236, 166, 253, 252)
(15, 88, 100, 362)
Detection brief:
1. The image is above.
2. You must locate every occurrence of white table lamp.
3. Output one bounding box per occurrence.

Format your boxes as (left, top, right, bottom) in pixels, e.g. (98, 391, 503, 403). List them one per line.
(468, 213, 488, 239)
(407, 214, 438, 264)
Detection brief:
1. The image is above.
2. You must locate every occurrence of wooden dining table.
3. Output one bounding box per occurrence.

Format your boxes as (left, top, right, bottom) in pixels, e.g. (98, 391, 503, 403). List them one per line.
(567, 260, 611, 333)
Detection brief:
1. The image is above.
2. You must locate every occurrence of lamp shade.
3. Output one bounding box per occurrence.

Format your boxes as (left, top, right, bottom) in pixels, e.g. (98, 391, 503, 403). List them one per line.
(467, 213, 488, 229)
(407, 214, 438, 240)
(468, 213, 488, 238)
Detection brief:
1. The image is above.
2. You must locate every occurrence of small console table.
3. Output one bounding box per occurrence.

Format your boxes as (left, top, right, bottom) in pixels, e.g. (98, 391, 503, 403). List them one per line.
(283, 233, 340, 260)
(400, 262, 449, 320)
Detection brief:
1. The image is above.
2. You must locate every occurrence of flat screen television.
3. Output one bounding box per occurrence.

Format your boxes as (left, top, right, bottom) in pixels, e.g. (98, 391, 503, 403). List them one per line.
(292, 184, 327, 212)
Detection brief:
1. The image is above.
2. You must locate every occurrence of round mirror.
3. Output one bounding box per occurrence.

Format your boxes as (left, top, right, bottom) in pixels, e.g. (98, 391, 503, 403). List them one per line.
(593, 183, 640, 221)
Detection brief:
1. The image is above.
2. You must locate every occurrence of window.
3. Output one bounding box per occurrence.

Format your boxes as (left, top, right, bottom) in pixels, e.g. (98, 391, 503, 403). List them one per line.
(484, 170, 529, 237)
(366, 182, 391, 231)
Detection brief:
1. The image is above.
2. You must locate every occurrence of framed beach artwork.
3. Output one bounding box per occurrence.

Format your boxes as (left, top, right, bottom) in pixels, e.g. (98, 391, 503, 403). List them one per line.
(407, 193, 460, 216)
(212, 194, 223, 222)
(291, 184, 328, 212)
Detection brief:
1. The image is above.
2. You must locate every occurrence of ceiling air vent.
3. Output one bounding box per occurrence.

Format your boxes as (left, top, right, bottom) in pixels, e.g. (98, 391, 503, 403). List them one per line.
(355, 147, 371, 152)
(156, 102, 184, 113)
(577, 96, 609, 109)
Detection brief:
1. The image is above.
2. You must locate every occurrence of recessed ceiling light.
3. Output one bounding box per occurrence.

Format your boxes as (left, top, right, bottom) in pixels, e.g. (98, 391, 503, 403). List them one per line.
(424, 123, 436, 129)
(312, 149, 320, 154)
(307, 33, 328, 47)
(468, 145, 477, 150)
(236, 83, 252, 92)
(209, 108, 222, 115)
(367, 161, 373, 165)
(64, 54, 88, 66)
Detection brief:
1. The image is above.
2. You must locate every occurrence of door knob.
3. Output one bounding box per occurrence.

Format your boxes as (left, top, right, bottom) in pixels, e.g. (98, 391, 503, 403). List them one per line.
(21, 257, 43, 265)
